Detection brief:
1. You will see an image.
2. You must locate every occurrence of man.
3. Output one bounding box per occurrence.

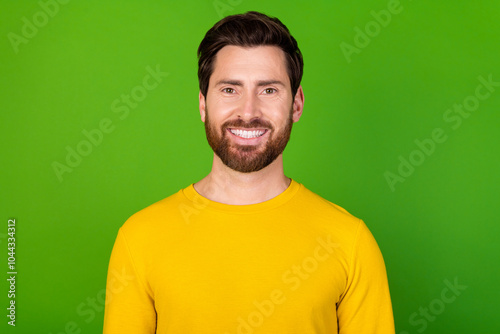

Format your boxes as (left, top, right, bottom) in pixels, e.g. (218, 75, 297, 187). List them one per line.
(103, 11, 395, 333)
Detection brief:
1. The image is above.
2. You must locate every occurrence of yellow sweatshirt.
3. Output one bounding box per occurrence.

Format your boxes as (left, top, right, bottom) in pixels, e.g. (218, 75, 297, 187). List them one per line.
(103, 178, 395, 333)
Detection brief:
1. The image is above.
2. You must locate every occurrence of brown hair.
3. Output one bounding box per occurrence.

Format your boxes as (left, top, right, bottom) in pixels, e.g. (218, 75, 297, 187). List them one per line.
(197, 11, 303, 99)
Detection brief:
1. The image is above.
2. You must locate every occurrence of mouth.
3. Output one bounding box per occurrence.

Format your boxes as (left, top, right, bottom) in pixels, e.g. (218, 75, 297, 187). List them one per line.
(226, 128, 269, 144)
(228, 128, 267, 139)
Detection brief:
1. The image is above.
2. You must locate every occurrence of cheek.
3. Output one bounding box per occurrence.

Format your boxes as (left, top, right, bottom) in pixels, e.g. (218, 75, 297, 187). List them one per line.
(209, 96, 237, 114)
(266, 104, 292, 122)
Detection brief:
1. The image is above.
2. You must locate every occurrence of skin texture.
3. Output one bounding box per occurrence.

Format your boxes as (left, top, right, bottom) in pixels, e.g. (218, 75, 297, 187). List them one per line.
(194, 45, 304, 205)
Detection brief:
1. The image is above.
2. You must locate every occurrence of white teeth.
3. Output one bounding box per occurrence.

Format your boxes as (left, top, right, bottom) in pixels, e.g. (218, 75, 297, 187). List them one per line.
(229, 129, 266, 139)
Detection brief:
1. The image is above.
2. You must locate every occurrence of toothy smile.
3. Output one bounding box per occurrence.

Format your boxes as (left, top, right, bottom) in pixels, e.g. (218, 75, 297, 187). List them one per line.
(228, 128, 267, 139)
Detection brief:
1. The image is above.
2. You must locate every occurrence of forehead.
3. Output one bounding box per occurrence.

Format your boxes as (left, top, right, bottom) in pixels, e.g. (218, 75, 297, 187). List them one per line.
(210, 45, 289, 87)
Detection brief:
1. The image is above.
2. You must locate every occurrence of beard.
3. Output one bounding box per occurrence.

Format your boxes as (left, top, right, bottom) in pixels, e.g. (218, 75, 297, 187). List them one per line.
(204, 107, 294, 173)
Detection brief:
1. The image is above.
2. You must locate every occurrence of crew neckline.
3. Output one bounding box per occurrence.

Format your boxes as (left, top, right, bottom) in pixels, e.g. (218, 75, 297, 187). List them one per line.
(181, 178, 302, 214)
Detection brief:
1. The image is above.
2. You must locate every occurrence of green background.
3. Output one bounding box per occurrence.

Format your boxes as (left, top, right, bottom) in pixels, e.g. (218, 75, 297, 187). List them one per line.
(1, 0, 499, 333)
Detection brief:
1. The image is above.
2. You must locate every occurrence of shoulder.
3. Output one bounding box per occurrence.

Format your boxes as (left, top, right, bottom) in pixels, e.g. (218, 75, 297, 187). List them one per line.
(119, 188, 187, 236)
(288, 183, 367, 249)
(295, 183, 361, 225)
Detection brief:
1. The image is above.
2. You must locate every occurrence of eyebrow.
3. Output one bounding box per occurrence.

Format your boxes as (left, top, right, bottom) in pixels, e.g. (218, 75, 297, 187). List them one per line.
(214, 79, 286, 87)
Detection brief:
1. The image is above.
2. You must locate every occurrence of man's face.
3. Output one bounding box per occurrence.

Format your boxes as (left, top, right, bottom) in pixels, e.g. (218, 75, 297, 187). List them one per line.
(199, 45, 303, 173)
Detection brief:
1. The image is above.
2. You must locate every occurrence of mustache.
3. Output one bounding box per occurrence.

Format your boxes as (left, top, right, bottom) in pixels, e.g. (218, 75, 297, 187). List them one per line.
(222, 118, 272, 130)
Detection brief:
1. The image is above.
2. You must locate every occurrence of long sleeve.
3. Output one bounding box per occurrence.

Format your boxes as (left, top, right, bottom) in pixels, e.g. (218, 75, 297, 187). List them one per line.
(103, 228, 157, 334)
(337, 219, 395, 333)
(101, 181, 395, 333)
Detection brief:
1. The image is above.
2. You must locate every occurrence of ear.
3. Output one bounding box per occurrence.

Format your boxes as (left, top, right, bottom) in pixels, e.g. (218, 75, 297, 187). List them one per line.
(199, 91, 206, 123)
(292, 85, 304, 123)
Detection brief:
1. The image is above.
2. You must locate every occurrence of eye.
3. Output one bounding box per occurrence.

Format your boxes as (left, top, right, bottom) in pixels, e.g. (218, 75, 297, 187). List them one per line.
(222, 87, 235, 94)
(263, 88, 277, 94)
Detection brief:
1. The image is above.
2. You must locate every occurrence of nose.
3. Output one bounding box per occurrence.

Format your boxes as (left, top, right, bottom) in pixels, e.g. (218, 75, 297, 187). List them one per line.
(238, 93, 262, 121)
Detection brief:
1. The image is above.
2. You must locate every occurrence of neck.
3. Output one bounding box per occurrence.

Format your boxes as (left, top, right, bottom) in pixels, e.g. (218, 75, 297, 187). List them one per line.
(193, 153, 291, 205)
